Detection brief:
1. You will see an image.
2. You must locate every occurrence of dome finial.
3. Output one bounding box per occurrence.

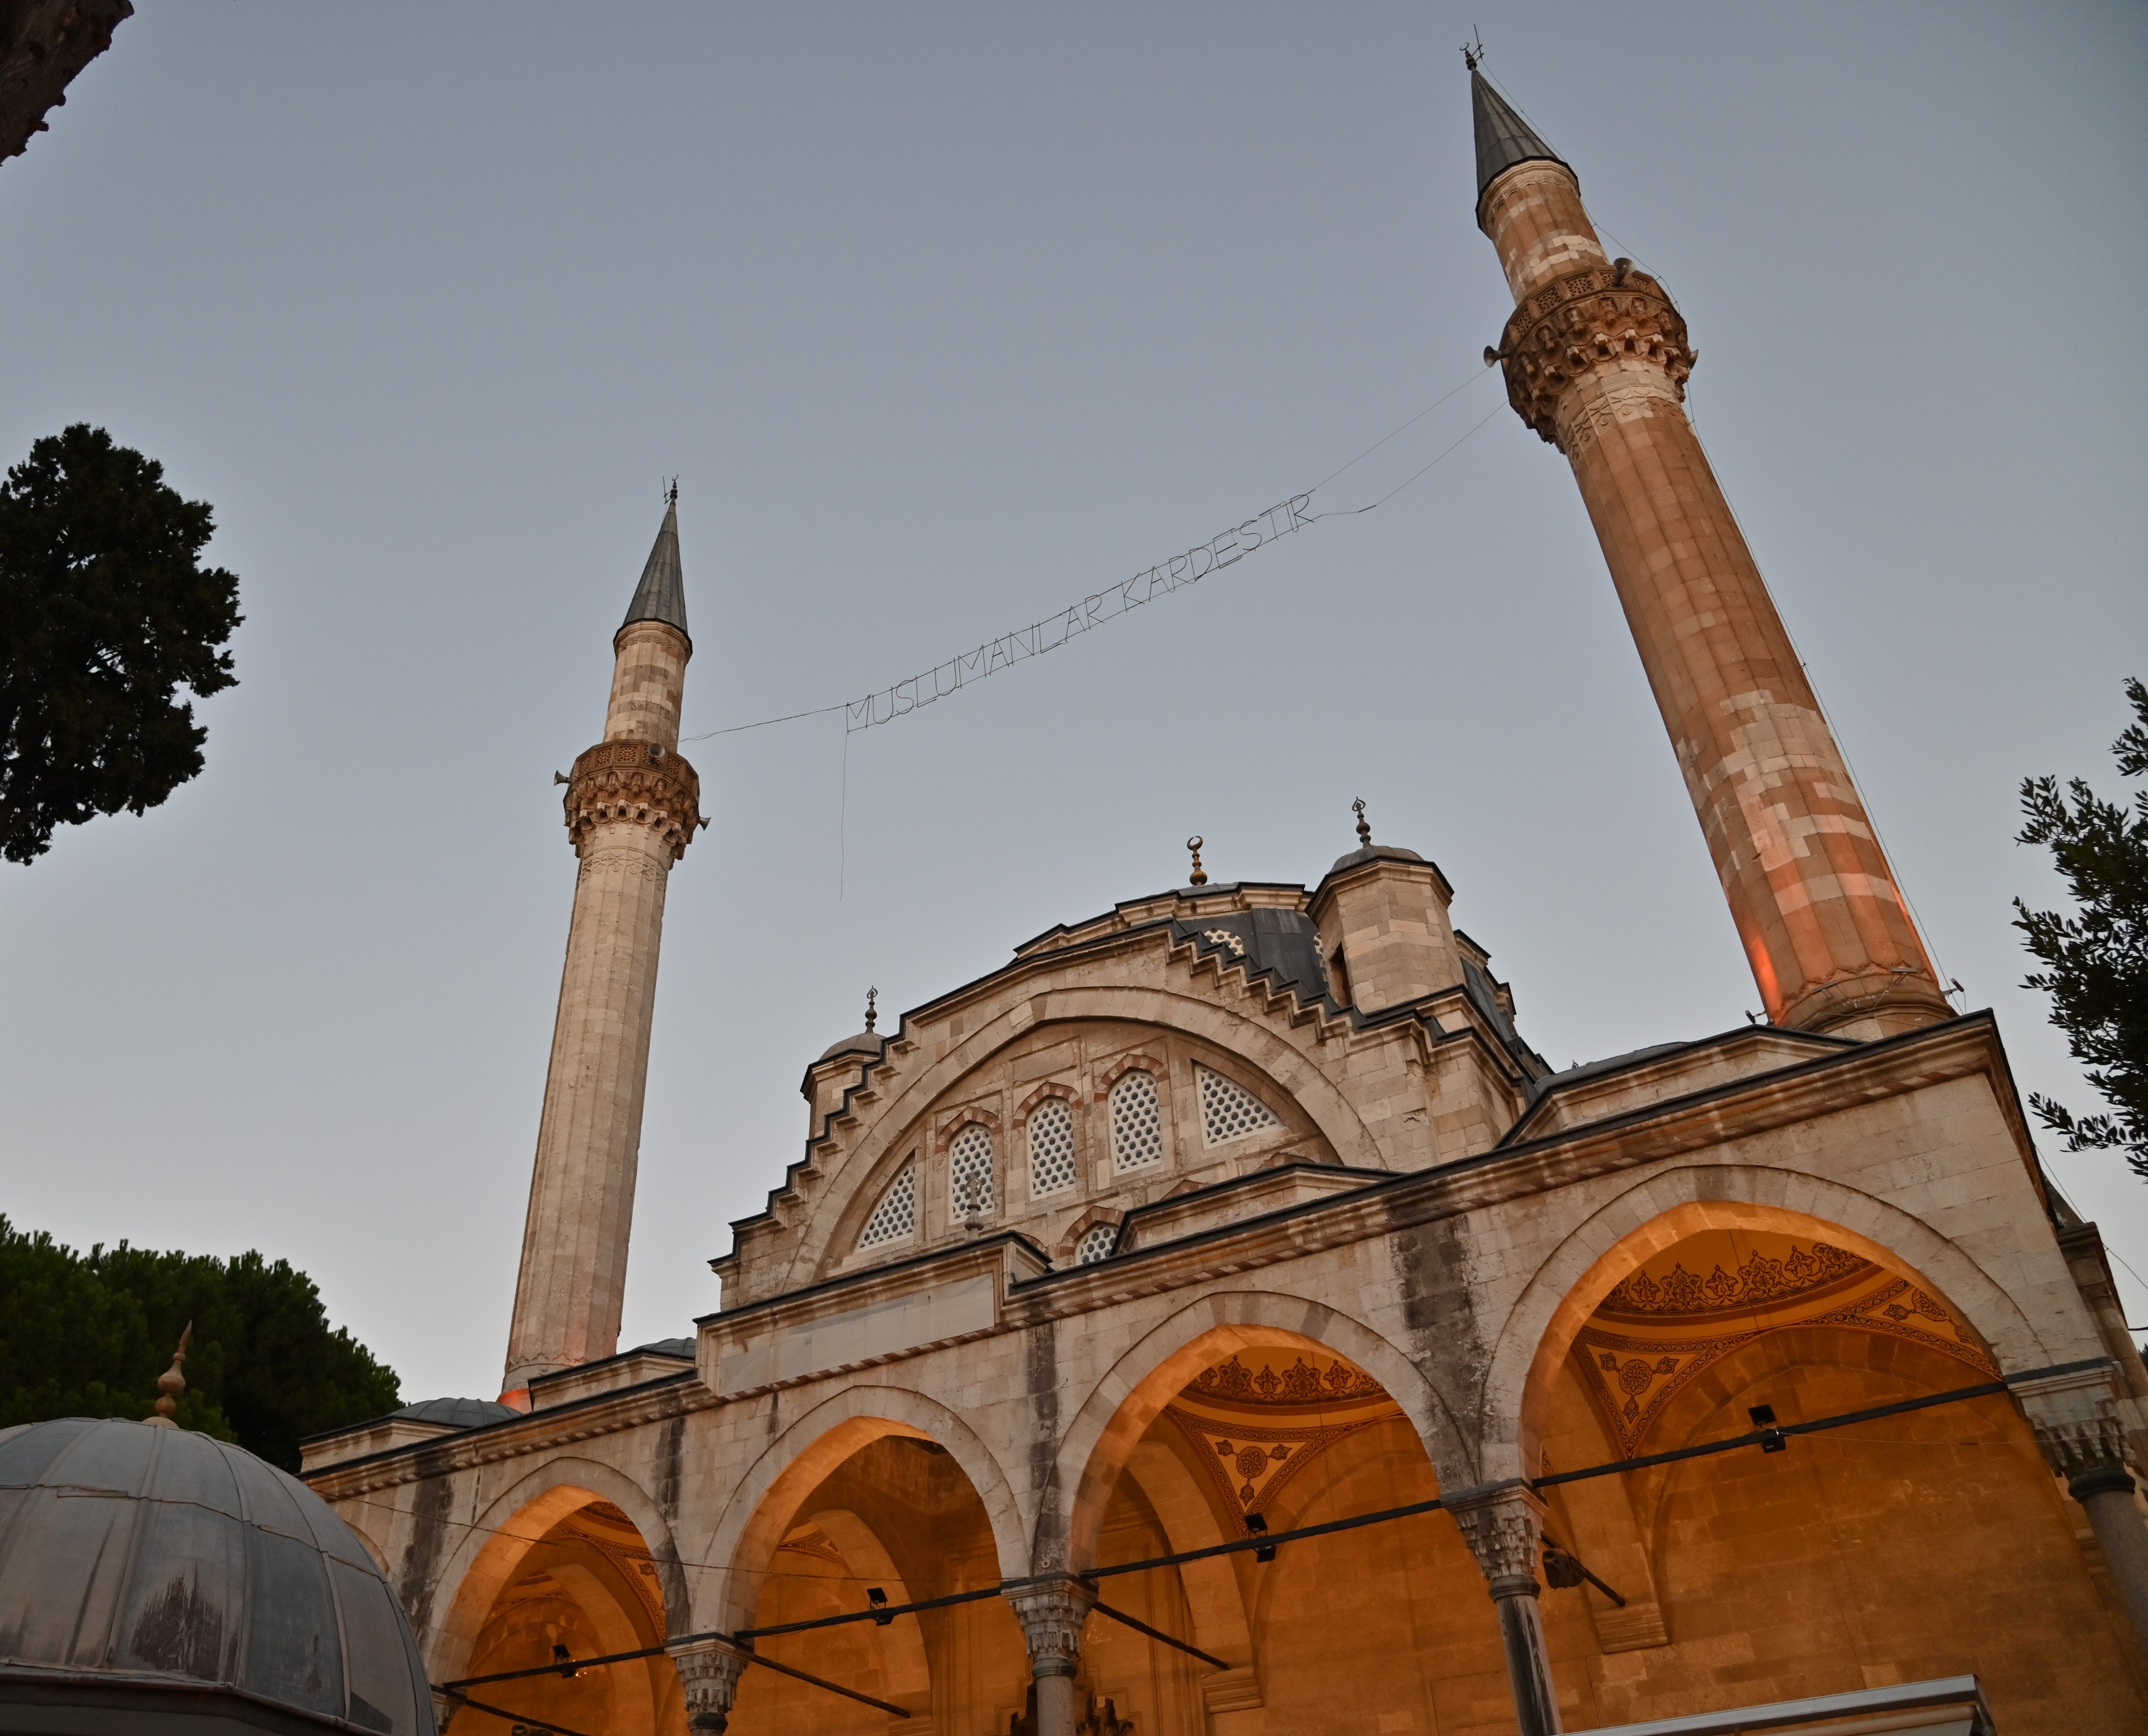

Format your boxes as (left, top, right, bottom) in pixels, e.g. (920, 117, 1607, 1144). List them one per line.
(142, 1322, 192, 1428)
(1352, 796, 1372, 849)
(864, 986, 878, 1033)
(1186, 835, 1208, 888)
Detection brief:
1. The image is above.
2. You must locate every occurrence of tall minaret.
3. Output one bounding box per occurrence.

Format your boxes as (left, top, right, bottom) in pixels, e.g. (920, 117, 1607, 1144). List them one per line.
(1470, 63, 1949, 1038)
(502, 492, 702, 1403)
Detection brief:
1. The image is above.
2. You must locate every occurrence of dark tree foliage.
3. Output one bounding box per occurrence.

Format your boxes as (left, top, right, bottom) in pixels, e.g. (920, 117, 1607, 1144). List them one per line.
(2015, 677, 2148, 1176)
(0, 1216, 400, 1471)
(0, 424, 241, 864)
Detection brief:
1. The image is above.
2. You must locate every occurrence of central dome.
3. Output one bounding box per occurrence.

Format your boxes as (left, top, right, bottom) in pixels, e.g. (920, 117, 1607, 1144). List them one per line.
(0, 1416, 436, 1735)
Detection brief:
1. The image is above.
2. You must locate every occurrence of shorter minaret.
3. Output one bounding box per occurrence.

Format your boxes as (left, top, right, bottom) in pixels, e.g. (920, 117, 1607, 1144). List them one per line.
(502, 493, 702, 1403)
(1470, 63, 1949, 1038)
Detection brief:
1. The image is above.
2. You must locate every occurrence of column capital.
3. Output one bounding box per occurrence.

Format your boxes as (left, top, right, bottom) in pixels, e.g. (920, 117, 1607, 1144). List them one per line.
(564, 739, 702, 860)
(2013, 1364, 2135, 1486)
(667, 1638, 748, 1732)
(1448, 1482, 1548, 1596)
(1004, 1575, 1097, 1678)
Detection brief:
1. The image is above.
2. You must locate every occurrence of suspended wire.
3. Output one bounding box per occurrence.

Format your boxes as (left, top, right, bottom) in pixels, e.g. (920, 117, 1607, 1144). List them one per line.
(681, 703, 846, 744)
(1310, 364, 1500, 491)
(678, 367, 1506, 743)
(1326, 399, 1509, 516)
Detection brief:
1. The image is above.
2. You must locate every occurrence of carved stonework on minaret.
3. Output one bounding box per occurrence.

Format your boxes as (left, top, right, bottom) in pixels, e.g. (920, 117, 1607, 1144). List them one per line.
(503, 493, 698, 1400)
(1494, 265, 1692, 452)
(563, 739, 702, 859)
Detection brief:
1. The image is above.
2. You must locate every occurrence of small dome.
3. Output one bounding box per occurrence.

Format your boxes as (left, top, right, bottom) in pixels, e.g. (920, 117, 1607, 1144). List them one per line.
(0, 1417, 436, 1735)
(1326, 842, 1427, 876)
(817, 1030, 884, 1063)
(390, 1396, 518, 1429)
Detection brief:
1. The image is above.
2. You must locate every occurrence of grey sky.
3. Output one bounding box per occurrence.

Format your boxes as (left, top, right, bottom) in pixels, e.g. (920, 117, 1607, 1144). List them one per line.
(3, 4, 2142, 1405)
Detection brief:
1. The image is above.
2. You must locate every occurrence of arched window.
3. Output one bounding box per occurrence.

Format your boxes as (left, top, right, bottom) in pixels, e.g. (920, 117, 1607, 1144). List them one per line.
(1196, 1064, 1282, 1145)
(1027, 1098, 1077, 1197)
(1075, 1222, 1118, 1265)
(857, 1159, 917, 1250)
(1109, 1070, 1164, 1171)
(949, 1123, 995, 1217)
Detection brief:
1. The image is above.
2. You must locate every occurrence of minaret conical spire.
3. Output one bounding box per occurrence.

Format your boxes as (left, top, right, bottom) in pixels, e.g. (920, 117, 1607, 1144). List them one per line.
(1470, 67, 1565, 217)
(621, 485, 688, 645)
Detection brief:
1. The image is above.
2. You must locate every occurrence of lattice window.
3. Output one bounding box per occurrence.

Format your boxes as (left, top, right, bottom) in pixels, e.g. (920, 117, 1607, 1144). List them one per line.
(857, 1160, 916, 1250)
(1110, 1070, 1165, 1172)
(1197, 1065, 1282, 1145)
(1076, 1222, 1118, 1265)
(1028, 1098, 1077, 1197)
(949, 1123, 996, 1216)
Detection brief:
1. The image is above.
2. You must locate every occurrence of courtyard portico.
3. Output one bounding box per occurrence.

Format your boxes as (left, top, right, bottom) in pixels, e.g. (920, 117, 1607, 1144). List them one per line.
(307, 989, 2148, 1733)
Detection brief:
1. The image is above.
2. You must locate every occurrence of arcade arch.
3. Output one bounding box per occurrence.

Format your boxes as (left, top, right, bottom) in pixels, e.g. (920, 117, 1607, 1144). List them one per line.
(711, 1400, 1030, 1731)
(1514, 1208, 2148, 1733)
(1049, 1308, 1513, 1734)
(428, 1457, 687, 1691)
(434, 1465, 684, 1735)
(1487, 1164, 2056, 1482)
(1046, 1288, 1474, 1575)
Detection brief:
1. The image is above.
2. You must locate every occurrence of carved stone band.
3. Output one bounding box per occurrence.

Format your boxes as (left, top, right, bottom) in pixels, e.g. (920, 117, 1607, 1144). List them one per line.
(564, 738, 702, 860)
(1006, 1576, 1097, 1677)
(1495, 264, 1693, 447)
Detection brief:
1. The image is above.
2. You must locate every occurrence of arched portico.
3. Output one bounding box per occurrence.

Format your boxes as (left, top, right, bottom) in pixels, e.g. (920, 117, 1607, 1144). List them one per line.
(697, 1385, 1033, 1732)
(1483, 1163, 2063, 1482)
(426, 1455, 687, 1689)
(1491, 1189, 2148, 1733)
(698, 1384, 1028, 1634)
(1042, 1287, 1471, 1575)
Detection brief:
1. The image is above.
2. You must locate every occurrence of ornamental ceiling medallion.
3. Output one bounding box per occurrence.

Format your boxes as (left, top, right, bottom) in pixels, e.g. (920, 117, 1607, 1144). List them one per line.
(1166, 1352, 1400, 1516)
(1574, 1234, 1997, 1459)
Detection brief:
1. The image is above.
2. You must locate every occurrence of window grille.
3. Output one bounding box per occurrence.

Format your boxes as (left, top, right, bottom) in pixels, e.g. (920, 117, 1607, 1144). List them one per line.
(1109, 1070, 1165, 1171)
(1075, 1222, 1118, 1264)
(949, 1123, 996, 1216)
(1028, 1098, 1077, 1197)
(857, 1160, 916, 1250)
(1197, 1065, 1282, 1145)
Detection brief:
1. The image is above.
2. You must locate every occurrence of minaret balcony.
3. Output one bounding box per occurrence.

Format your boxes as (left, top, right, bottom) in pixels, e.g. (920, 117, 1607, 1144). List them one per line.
(562, 737, 703, 859)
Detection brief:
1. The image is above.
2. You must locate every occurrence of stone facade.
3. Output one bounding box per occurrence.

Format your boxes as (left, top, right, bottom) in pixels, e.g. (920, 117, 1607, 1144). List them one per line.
(306, 69, 2148, 1736)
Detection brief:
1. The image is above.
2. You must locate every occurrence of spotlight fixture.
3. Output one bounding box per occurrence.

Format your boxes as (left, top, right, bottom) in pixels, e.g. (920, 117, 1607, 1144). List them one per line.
(1748, 1404, 1786, 1453)
(1245, 1512, 1276, 1563)
(551, 1644, 579, 1679)
(868, 1587, 892, 1626)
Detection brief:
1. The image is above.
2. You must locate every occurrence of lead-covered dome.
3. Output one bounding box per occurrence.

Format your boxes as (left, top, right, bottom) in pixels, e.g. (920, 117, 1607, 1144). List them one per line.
(0, 1416, 435, 1735)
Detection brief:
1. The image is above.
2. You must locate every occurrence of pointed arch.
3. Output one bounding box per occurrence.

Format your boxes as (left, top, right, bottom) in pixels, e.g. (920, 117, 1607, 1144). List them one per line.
(696, 1384, 1027, 1632)
(784, 981, 1388, 1290)
(422, 1456, 684, 1687)
(1479, 1162, 2070, 1482)
(1036, 1288, 1472, 1574)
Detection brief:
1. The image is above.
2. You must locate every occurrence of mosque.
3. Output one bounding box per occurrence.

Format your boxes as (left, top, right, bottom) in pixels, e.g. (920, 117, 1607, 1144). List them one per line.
(270, 67, 2148, 1736)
